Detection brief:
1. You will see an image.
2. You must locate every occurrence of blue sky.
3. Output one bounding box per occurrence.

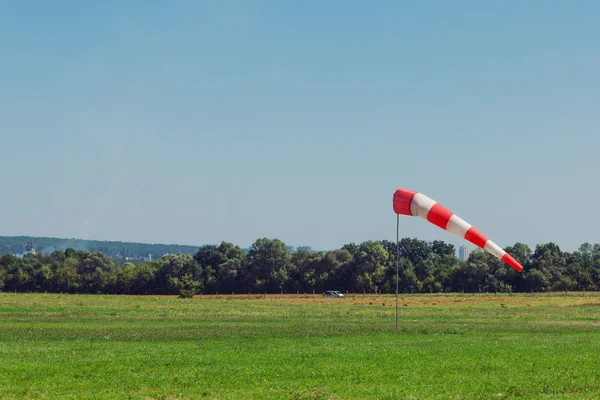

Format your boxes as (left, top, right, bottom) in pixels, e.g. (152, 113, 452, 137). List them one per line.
(2, 1, 599, 252)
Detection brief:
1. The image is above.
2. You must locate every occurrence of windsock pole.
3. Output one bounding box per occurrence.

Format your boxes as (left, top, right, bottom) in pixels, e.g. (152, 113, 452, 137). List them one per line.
(395, 213, 399, 330)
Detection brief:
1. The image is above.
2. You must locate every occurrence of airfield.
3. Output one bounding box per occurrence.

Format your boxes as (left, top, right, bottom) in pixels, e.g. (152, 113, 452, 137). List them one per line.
(1, 291, 599, 399)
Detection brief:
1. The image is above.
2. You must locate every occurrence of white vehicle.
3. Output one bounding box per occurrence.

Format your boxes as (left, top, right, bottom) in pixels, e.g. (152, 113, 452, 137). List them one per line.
(323, 290, 344, 297)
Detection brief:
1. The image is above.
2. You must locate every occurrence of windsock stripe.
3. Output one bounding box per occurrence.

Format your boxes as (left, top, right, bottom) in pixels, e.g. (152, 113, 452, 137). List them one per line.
(446, 214, 472, 238)
(502, 253, 523, 272)
(427, 203, 454, 230)
(393, 188, 417, 215)
(464, 226, 488, 249)
(410, 193, 437, 219)
(484, 240, 506, 259)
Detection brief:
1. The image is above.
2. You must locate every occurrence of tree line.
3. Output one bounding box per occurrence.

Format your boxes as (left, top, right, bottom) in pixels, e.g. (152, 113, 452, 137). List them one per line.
(1, 237, 599, 296)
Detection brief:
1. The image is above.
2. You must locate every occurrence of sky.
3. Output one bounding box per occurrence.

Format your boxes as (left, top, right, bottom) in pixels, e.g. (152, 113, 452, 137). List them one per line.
(1, 1, 599, 253)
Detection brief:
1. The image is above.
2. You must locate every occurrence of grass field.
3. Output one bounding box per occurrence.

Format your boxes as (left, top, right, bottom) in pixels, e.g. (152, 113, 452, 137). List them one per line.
(1, 292, 599, 399)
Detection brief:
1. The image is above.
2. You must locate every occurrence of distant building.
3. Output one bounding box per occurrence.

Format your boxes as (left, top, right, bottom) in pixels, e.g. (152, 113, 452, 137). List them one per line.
(458, 245, 469, 261)
(23, 242, 36, 256)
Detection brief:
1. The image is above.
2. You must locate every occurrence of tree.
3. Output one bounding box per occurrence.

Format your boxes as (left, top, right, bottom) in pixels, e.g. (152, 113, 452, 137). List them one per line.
(351, 241, 389, 293)
(504, 243, 532, 269)
(524, 269, 550, 292)
(341, 243, 358, 257)
(194, 242, 246, 293)
(0, 267, 6, 291)
(396, 258, 421, 293)
(215, 242, 246, 293)
(245, 238, 292, 293)
(316, 249, 353, 292)
(431, 240, 455, 258)
(529, 242, 567, 291)
(451, 250, 491, 292)
(155, 254, 203, 294)
(398, 238, 432, 265)
(290, 249, 323, 293)
(52, 263, 80, 293)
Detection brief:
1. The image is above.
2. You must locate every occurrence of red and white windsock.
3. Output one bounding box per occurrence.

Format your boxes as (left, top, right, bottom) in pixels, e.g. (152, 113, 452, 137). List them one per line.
(393, 188, 523, 272)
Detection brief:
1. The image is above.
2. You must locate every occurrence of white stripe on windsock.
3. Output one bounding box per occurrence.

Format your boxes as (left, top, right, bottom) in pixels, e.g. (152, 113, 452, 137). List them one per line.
(484, 240, 506, 259)
(446, 214, 472, 238)
(409, 192, 437, 219)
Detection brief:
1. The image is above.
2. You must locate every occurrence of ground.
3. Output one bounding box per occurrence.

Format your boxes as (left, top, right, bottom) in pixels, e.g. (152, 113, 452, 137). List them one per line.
(1, 292, 599, 399)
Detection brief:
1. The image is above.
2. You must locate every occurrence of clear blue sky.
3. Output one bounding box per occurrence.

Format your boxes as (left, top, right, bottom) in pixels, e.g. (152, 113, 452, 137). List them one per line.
(2, 1, 599, 252)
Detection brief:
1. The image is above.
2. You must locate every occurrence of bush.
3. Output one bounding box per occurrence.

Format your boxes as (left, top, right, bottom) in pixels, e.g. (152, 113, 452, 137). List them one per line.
(179, 289, 194, 299)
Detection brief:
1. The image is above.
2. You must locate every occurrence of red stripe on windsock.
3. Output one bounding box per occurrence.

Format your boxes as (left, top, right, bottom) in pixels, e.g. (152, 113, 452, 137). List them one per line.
(501, 253, 524, 272)
(426, 203, 454, 230)
(464, 226, 488, 248)
(393, 188, 417, 215)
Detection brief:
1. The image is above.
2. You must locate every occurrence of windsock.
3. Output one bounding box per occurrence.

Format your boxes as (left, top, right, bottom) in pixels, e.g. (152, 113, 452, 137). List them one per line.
(393, 188, 523, 272)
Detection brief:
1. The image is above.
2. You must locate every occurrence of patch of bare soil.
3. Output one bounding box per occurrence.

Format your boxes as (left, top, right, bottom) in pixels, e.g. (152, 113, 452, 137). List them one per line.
(182, 292, 600, 308)
(528, 320, 600, 326)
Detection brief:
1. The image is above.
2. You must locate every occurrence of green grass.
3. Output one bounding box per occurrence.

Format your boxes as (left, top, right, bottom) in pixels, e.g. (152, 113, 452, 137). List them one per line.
(0, 293, 599, 399)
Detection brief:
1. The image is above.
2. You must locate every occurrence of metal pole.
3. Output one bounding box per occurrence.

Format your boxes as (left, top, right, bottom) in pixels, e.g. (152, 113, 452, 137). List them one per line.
(396, 213, 399, 330)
